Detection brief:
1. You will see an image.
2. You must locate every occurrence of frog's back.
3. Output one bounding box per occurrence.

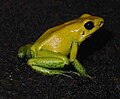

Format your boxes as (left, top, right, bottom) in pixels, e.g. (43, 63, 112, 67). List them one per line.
(31, 19, 77, 52)
(35, 25, 64, 45)
(37, 19, 77, 43)
(30, 25, 64, 52)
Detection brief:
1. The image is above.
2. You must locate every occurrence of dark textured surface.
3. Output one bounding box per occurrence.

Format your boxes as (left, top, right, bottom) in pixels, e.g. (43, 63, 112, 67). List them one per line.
(0, 0, 120, 98)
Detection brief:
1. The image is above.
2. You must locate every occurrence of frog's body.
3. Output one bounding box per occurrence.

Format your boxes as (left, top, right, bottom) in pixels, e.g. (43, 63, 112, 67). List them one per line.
(18, 14, 104, 78)
(32, 26, 72, 55)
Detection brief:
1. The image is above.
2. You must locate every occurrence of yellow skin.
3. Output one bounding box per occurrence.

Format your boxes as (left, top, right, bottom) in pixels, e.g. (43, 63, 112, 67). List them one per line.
(18, 14, 104, 78)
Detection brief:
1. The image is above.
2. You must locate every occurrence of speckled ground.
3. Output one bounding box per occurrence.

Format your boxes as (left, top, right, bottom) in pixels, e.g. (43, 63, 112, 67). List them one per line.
(0, 0, 120, 98)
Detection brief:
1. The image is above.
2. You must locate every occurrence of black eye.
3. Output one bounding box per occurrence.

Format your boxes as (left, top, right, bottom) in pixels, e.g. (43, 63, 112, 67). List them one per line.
(84, 21, 94, 30)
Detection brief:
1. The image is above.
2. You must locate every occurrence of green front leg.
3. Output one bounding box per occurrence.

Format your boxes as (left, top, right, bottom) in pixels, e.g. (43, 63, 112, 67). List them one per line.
(72, 59, 91, 78)
(70, 42, 91, 78)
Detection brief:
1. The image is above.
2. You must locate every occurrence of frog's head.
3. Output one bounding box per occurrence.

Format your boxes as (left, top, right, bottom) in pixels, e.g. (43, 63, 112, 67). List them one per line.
(73, 14, 104, 43)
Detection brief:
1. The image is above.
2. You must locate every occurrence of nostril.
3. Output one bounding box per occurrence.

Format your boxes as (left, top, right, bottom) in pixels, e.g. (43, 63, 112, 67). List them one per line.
(99, 21, 104, 27)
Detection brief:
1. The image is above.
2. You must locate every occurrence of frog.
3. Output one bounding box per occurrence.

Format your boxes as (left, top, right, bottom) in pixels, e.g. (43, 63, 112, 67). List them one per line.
(18, 14, 104, 78)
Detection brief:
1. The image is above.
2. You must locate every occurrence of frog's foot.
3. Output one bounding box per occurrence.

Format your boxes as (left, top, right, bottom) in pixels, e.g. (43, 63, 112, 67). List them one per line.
(31, 66, 73, 79)
(18, 43, 33, 59)
(31, 66, 63, 75)
(72, 59, 92, 79)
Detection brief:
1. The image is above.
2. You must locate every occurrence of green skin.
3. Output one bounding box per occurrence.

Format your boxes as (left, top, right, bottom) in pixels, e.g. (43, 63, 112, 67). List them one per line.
(18, 14, 104, 78)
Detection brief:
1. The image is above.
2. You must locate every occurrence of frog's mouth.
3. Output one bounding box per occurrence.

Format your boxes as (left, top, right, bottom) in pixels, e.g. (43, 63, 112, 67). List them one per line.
(79, 33, 92, 43)
(87, 34, 92, 38)
(85, 33, 93, 39)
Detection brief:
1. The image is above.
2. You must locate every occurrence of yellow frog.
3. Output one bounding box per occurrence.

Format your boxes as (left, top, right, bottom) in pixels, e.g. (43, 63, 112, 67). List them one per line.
(18, 14, 104, 78)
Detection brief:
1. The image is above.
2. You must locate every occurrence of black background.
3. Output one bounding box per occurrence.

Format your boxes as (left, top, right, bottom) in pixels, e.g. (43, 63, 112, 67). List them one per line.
(0, 0, 120, 98)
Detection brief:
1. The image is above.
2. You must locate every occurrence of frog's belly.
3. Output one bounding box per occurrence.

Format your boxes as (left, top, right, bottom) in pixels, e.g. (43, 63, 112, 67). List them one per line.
(41, 38, 72, 55)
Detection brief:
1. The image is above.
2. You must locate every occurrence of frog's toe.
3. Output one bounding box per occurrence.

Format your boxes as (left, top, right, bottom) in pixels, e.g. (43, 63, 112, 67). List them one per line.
(18, 52, 25, 58)
(68, 71, 92, 79)
(62, 74, 73, 79)
(18, 46, 26, 58)
(81, 73, 92, 79)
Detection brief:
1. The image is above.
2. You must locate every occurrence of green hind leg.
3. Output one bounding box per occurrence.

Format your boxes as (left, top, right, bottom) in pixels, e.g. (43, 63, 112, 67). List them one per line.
(28, 57, 65, 75)
(27, 50, 69, 75)
(28, 56, 72, 78)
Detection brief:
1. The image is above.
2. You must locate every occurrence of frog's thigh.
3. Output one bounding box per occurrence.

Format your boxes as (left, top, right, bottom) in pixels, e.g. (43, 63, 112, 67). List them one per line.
(28, 57, 66, 68)
(28, 57, 66, 75)
(37, 50, 69, 65)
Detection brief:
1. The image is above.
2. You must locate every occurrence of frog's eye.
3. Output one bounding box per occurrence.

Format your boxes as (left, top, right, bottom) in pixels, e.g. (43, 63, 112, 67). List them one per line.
(84, 21, 94, 30)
